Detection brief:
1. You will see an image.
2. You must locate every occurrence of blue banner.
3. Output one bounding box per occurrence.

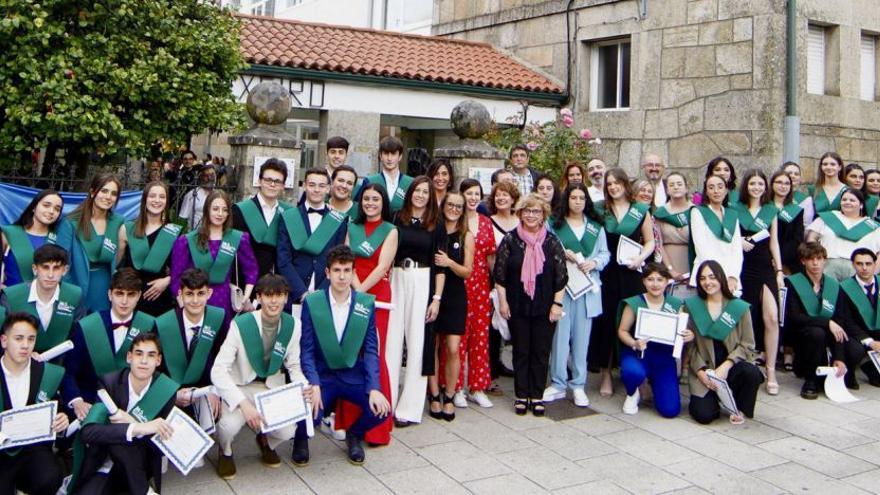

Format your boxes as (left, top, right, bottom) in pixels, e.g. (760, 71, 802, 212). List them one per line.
(0, 182, 142, 225)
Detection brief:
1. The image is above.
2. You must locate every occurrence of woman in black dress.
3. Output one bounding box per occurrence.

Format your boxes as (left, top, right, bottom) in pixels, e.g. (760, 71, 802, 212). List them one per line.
(735, 169, 783, 395)
(590, 168, 655, 397)
(428, 192, 474, 421)
(771, 169, 803, 372)
(119, 181, 182, 316)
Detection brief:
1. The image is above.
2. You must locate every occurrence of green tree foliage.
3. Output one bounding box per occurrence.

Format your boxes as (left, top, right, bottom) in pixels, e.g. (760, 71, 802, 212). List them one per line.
(0, 0, 246, 169)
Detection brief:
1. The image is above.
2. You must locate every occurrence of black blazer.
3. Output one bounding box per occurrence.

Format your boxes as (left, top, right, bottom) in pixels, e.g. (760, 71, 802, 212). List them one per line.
(783, 278, 849, 362)
(232, 196, 279, 277)
(0, 359, 53, 413)
(157, 309, 218, 388)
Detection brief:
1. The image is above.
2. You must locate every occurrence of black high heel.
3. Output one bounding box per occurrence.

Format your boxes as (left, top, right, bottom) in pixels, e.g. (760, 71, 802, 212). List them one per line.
(442, 393, 456, 422)
(428, 393, 443, 420)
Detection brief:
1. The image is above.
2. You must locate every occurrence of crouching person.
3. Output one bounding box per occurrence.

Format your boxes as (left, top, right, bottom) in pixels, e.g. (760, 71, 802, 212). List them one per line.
(301, 245, 390, 465)
(210, 274, 305, 479)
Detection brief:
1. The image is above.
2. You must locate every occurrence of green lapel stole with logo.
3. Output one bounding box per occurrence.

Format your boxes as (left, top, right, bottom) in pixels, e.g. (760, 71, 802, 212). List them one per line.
(813, 186, 844, 214)
(156, 306, 224, 385)
(235, 312, 296, 378)
(1, 225, 58, 283)
(0, 361, 64, 457)
(554, 217, 602, 257)
(866, 195, 880, 217)
(841, 276, 880, 331)
(777, 202, 804, 223)
(736, 202, 778, 233)
(788, 272, 839, 319)
(5, 282, 82, 352)
(793, 190, 809, 204)
(653, 206, 690, 228)
(124, 222, 181, 274)
(282, 207, 347, 256)
(604, 202, 649, 237)
(237, 198, 292, 247)
(79, 213, 124, 264)
(81, 311, 155, 375)
(305, 290, 374, 369)
(369, 173, 414, 211)
(186, 229, 243, 285)
(818, 211, 879, 242)
(693, 205, 738, 242)
(348, 222, 394, 258)
(684, 296, 750, 341)
(616, 294, 683, 328)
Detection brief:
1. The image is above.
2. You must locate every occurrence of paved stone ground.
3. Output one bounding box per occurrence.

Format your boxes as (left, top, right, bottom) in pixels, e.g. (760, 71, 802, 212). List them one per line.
(165, 369, 880, 494)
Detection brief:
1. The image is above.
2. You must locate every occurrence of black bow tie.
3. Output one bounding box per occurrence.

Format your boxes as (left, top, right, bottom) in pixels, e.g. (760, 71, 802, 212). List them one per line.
(111, 321, 131, 330)
(307, 207, 326, 214)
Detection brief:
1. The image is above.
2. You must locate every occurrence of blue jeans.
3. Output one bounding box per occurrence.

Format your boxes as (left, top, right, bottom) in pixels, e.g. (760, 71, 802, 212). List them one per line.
(620, 344, 681, 418)
(549, 292, 594, 389)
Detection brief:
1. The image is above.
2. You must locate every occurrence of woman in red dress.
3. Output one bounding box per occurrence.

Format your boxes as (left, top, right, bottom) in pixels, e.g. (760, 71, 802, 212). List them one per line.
(335, 183, 398, 445)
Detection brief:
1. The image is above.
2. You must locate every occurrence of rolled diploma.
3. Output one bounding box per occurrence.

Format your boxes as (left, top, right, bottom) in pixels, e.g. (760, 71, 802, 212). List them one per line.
(190, 386, 216, 400)
(65, 419, 81, 437)
(35, 340, 74, 362)
(97, 389, 119, 416)
(375, 301, 395, 310)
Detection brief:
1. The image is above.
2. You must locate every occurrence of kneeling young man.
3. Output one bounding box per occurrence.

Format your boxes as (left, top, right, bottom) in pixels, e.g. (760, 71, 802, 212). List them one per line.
(0, 312, 70, 495)
(73, 333, 178, 495)
(839, 248, 880, 387)
(211, 274, 305, 479)
(301, 245, 390, 465)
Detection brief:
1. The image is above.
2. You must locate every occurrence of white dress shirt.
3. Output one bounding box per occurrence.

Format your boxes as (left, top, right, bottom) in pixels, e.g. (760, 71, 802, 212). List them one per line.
(109, 310, 133, 352)
(653, 181, 668, 207)
(304, 202, 327, 292)
(1, 358, 31, 410)
(330, 292, 352, 342)
(182, 312, 205, 351)
(100, 375, 155, 473)
(257, 193, 279, 226)
(28, 282, 59, 331)
(382, 170, 400, 198)
(588, 185, 604, 203)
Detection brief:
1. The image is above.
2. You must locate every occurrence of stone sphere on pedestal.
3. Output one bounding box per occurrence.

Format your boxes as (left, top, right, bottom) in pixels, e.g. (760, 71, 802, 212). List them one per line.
(450, 100, 492, 139)
(246, 82, 291, 125)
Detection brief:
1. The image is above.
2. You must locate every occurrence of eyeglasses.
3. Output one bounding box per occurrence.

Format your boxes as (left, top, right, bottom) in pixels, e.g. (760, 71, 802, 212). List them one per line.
(261, 177, 284, 186)
(521, 208, 543, 217)
(643, 162, 662, 167)
(445, 203, 464, 211)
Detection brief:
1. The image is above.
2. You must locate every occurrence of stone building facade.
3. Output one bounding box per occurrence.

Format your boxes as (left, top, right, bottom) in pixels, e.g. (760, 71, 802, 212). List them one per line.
(433, 0, 880, 182)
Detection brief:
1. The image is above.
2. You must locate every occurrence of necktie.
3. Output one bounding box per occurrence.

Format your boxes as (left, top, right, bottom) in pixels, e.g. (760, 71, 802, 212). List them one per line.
(307, 207, 326, 214)
(866, 284, 876, 307)
(111, 321, 131, 330)
(188, 325, 201, 354)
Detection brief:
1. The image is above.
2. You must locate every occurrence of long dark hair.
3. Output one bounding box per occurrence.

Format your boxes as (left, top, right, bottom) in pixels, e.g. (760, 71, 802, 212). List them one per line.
(133, 181, 170, 237)
(427, 159, 454, 194)
(695, 260, 736, 300)
(441, 192, 469, 242)
(397, 175, 439, 232)
(14, 189, 64, 231)
(533, 173, 558, 207)
(769, 170, 794, 205)
(603, 168, 635, 216)
(815, 151, 844, 192)
(353, 183, 391, 225)
(705, 156, 737, 192)
(738, 169, 771, 206)
(701, 175, 729, 207)
(197, 190, 233, 249)
(553, 183, 602, 229)
(840, 187, 867, 217)
(69, 173, 122, 240)
(844, 163, 866, 193)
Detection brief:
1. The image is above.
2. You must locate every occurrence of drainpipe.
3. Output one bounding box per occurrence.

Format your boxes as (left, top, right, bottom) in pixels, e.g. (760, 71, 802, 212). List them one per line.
(783, 0, 800, 163)
(563, 0, 575, 107)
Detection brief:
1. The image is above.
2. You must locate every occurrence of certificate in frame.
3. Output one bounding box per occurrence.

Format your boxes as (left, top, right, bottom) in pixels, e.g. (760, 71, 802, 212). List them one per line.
(634, 307, 680, 346)
(0, 401, 57, 450)
(151, 407, 215, 476)
(255, 382, 309, 434)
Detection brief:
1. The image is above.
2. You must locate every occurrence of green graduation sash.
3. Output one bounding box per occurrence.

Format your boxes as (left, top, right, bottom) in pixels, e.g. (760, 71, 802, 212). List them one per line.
(818, 211, 879, 242)
(841, 276, 880, 331)
(186, 229, 243, 285)
(604, 202, 649, 237)
(652, 206, 690, 228)
(369, 172, 414, 211)
(1, 225, 57, 283)
(282, 207, 347, 256)
(777, 202, 804, 223)
(788, 272, 839, 319)
(554, 217, 602, 257)
(1, 361, 64, 457)
(736, 203, 778, 233)
(616, 294, 682, 328)
(235, 312, 296, 378)
(813, 186, 844, 214)
(124, 222, 181, 274)
(79, 213, 124, 264)
(684, 296, 750, 341)
(4, 282, 82, 352)
(305, 291, 374, 369)
(867, 195, 880, 217)
(156, 306, 225, 385)
(236, 198, 292, 247)
(80, 311, 155, 375)
(348, 222, 394, 258)
(692, 205, 738, 242)
(793, 190, 809, 204)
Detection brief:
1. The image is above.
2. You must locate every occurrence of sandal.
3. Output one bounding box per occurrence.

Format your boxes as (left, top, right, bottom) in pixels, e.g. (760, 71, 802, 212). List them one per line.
(765, 381, 779, 396)
(514, 398, 529, 416)
(531, 400, 546, 417)
(427, 393, 443, 420)
(442, 393, 456, 422)
(485, 383, 504, 397)
(729, 413, 745, 425)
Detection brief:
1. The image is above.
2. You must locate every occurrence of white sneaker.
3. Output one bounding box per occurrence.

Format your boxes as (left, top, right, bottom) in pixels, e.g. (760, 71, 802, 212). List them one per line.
(453, 390, 468, 408)
(321, 413, 346, 440)
(542, 386, 566, 402)
(622, 390, 640, 415)
(572, 388, 590, 407)
(468, 391, 494, 408)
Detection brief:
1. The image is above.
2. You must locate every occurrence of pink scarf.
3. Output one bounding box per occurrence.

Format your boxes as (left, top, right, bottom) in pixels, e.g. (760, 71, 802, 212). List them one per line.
(517, 224, 547, 299)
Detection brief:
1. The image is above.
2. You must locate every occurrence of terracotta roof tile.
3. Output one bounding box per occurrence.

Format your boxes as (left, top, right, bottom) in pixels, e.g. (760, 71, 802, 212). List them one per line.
(236, 14, 562, 94)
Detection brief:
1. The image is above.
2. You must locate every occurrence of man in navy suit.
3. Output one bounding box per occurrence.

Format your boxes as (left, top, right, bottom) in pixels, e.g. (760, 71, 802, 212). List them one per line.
(63, 268, 156, 421)
(277, 167, 348, 313)
(301, 245, 390, 465)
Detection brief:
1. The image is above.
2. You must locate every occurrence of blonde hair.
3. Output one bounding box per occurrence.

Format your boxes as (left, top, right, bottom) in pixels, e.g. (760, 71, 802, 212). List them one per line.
(515, 193, 551, 221)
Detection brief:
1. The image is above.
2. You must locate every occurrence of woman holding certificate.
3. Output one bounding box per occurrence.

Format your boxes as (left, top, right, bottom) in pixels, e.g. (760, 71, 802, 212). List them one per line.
(494, 194, 567, 416)
(684, 260, 763, 425)
(653, 173, 693, 285)
(689, 175, 743, 292)
(591, 168, 654, 397)
(811, 151, 847, 215)
(805, 187, 880, 281)
(617, 263, 693, 417)
(543, 183, 609, 407)
(735, 169, 783, 395)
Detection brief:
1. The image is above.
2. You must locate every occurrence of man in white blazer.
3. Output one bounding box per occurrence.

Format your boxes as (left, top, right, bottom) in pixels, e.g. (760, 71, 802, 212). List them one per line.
(210, 274, 306, 479)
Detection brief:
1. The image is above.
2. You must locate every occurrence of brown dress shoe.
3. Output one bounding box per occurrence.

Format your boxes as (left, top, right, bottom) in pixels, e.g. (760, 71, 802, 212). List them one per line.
(217, 454, 237, 480)
(256, 433, 281, 467)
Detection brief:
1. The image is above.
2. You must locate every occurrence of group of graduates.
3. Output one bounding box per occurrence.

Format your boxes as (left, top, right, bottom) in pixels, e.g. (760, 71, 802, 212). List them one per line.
(3, 130, 880, 494)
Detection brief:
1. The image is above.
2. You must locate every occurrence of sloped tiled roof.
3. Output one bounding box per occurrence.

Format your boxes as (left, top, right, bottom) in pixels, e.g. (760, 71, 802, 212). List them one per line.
(237, 14, 563, 95)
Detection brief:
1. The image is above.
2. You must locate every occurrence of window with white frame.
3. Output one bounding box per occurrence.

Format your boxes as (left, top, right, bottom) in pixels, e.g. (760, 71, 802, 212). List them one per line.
(807, 24, 826, 95)
(590, 39, 631, 110)
(861, 33, 877, 101)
